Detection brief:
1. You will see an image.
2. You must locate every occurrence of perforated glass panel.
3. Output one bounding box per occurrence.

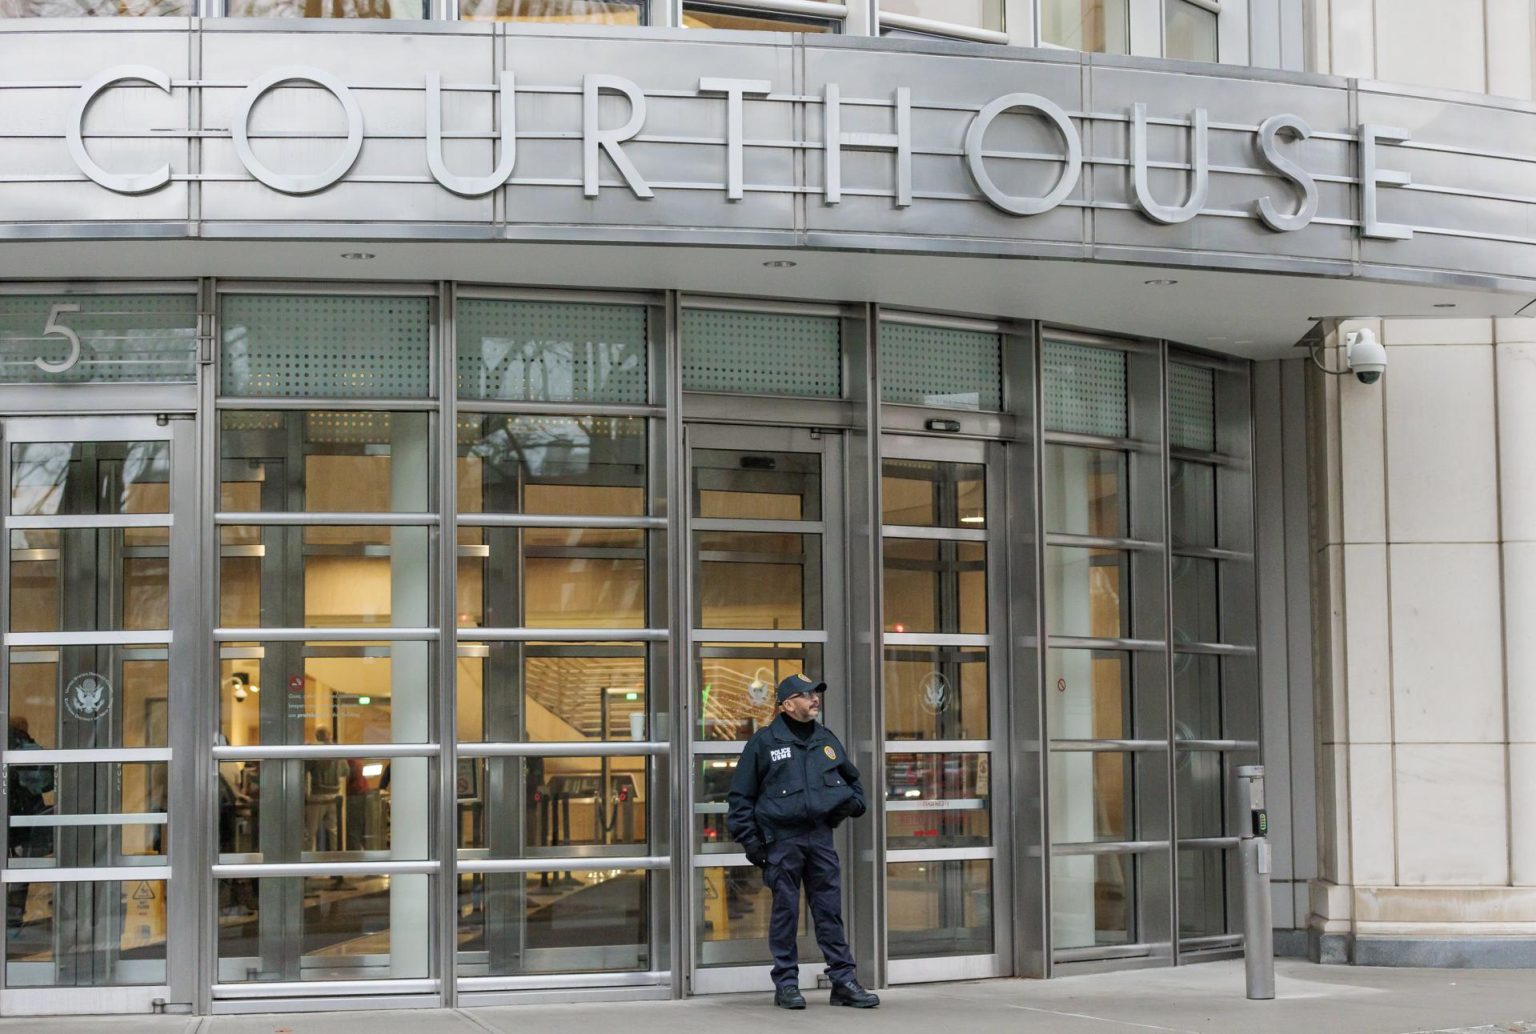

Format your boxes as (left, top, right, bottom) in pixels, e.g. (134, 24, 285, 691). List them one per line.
(0, 295, 197, 384)
(220, 295, 432, 399)
(456, 299, 647, 404)
(681, 308, 841, 398)
(1169, 363, 1216, 452)
(880, 322, 1002, 411)
(1043, 340, 1127, 438)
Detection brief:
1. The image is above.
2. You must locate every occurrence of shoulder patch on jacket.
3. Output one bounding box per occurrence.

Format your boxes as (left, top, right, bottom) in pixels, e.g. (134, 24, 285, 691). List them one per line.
(823, 745, 837, 760)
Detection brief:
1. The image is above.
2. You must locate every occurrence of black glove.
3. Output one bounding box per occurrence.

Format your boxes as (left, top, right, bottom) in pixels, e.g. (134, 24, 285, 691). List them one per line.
(744, 841, 769, 869)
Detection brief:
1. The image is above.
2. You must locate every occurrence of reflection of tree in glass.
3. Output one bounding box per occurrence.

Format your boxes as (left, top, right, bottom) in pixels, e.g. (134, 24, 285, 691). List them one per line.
(459, 0, 640, 21)
(10, 442, 74, 518)
(0, 0, 186, 13)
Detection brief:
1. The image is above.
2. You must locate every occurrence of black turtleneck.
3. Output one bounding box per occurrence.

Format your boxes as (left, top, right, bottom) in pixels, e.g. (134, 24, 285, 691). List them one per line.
(783, 714, 817, 743)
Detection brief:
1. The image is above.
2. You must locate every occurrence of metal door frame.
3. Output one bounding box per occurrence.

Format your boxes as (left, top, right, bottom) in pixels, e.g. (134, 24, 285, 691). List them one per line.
(878, 431, 1012, 984)
(679, 422, 848, 996)
(0, 412, 201, 1016)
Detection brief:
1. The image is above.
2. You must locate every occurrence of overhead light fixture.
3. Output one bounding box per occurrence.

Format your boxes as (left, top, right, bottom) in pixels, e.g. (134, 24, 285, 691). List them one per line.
(1144, 278, 1178, 286)
(340, 252, 375, 260)
(763, 259, 797, 268)
(960, 515, 985, 524)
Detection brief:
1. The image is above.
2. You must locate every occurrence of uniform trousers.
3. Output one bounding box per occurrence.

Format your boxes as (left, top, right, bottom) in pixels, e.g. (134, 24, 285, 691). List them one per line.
(762, 826, 856, 990)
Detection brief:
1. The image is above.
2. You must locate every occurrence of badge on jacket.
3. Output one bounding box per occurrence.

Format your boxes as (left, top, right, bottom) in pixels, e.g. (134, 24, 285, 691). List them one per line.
(824, 745, 836, 760)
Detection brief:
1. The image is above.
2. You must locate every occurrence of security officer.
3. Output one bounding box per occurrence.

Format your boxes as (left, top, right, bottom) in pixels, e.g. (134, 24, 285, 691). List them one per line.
(727, 673, 880, 1010)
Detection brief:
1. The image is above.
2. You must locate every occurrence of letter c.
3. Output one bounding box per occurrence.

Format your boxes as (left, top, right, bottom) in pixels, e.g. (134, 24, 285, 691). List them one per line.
(68, 66, 174, 195)
(964, 93, 1082, 216)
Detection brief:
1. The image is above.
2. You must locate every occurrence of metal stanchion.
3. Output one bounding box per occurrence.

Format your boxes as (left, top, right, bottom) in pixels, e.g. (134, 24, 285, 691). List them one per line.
(1237, 765, 1275, 1000)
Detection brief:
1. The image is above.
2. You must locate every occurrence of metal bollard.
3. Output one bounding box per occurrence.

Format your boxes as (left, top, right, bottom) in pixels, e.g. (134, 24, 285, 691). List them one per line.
(1237, 765, 1275, 1000)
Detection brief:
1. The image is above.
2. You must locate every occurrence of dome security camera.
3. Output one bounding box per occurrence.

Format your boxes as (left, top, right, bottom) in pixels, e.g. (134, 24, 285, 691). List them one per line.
(1345, 328, 1387, 385)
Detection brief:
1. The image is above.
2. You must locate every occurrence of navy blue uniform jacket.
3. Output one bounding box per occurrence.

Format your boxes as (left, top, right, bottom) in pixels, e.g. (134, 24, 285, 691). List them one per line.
(726, 714, 867, 850)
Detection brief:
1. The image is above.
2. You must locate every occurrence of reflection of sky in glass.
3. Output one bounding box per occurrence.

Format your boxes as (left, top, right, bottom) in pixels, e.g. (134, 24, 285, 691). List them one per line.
(10, 441, 169, 520)
(470, 418, 593, 478)
(468, 336, 643, 403)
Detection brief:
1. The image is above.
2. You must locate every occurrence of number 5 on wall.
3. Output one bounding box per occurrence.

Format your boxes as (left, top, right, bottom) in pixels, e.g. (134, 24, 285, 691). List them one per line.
(34, 304, 82, 374)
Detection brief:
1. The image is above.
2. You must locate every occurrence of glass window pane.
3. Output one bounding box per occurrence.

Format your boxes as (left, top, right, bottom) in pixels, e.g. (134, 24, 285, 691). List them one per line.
(1173, 652, 1221, 741)
(216, 874, 430, 982)
(456, 871, 650, 976)
(219, 641, 433, 745)
(695, 863, 822, 968)
(887, 860, 993, 958)
(1046, 647, 1129, 741)
(456, 299, 647, 404)
(225, 0, 423, 15)
(698, 531, 819, 631)
(885, 752, 991, 849)
(457, 641, 647, 743)
(214, 756, 429, 861)
(1043, 340, 1127, 436)
(9, 650, 168, 750)
(460, 0, 642, 21)
(0, 296, 196, 382)
(1044, 546, 1126, 639)
(1165, 0, 1217, 61)
(1172, 556, 1219, 643)
(220, 411, 431, 513)
(692, 447, 821, 521)
(5, 760, 168, 866)
(879, 0, 999, 30)
(682, 3, 835, 30)
(883, 646, 988, 741)
(220, 525, 432, 628)
(881, 458, 985, 528)
(694, 756, 740, 854)
(12, 440, 170, 515)
(1040, 0, 1128, 53)
(1044, 445, 1126, 538)
(1178, 849, 1228, 939)
(1049, 750, 1133, 843)
(456, 757, 648, 851)
(882, 539, 987, 634)
(880, 323, 1002, 410)
(7, 880, 168, 988)
(220, 295, 431, 398)
(11, 528, 169, 633)
(695, 643, 822, 741)
(1170, 459, 1216, 547)
(1051, 852, 1134, 950)
(1170, 363, 1216, 450)
(681, 309, 841, 396)
(457, 527, 645, 630)
(1176, 749, 1224, 839)
(458, 414, 646, 516)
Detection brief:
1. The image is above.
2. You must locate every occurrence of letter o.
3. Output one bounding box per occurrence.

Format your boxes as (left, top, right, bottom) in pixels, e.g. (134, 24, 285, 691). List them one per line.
(964, 93, 1082, 217)
(233, 67, 364, 195)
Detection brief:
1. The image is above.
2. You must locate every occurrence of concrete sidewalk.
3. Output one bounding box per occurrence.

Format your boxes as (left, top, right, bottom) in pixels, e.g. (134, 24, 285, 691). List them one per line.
(3, 960, 1533, 1034)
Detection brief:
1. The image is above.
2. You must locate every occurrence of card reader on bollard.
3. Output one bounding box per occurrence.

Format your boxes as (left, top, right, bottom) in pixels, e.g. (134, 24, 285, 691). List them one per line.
(1237, 765, 1275, 1001)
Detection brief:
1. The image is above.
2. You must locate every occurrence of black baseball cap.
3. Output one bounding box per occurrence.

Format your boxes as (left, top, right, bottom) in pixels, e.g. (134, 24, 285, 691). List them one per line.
(776, 673, 827, 704)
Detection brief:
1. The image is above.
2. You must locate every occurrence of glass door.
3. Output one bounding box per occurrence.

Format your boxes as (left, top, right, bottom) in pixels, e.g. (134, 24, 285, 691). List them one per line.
(879, 435, 1009, 982)
(1, 415, 197, 1014)
(684, 424, 845, 995)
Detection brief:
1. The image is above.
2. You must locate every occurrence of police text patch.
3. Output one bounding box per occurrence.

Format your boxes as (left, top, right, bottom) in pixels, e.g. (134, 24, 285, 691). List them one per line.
(770, 747, 793, 763)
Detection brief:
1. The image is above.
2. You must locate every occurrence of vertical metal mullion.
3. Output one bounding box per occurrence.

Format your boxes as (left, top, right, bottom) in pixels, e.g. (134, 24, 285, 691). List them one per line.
(193, 276, 218, 1015)
(663, 290, 689, 997)
(436, 281, 458, 1007)
(843, 302, 884, 987)
(643, 293, 676, 995)
(1159, 342, 1181, 961)
(0, 416, 12, 1001)
(1024, 319, 1052, 978)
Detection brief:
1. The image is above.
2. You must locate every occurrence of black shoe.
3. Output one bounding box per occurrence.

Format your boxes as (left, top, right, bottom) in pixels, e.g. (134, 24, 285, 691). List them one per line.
(774, 986, 807, 1010)
(830, 979, 880, 1008)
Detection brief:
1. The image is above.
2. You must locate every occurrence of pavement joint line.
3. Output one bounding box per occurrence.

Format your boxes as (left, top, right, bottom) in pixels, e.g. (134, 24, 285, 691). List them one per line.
(451, 1008, 503, 1034)
(991, 1001, 1203, 1034)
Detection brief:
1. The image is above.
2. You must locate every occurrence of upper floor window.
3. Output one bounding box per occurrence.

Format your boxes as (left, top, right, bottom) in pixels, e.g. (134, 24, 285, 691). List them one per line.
(1041, 0, 1128, 54)
(1164, 0, 1217, 61)
(0, 0, 185, 12)
(683, 2, 839, 31)
(879, 0, 1003, 34)
(227, 0, 423, 15)
(461, 0, 643, 20)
